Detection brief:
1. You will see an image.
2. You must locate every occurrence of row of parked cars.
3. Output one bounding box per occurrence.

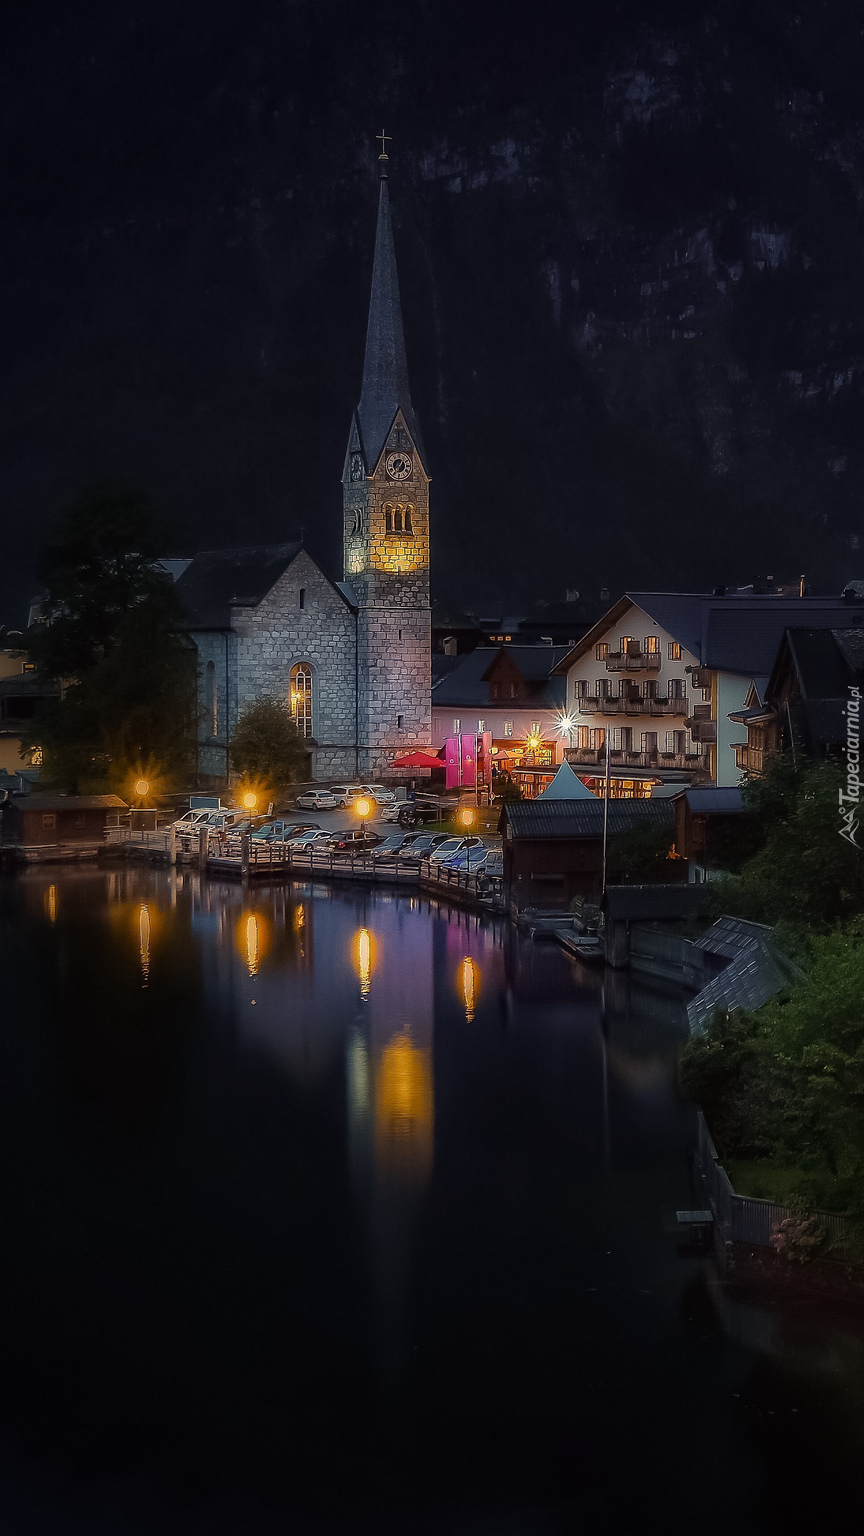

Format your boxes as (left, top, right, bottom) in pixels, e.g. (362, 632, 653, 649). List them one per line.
(295, 783, 395, 811)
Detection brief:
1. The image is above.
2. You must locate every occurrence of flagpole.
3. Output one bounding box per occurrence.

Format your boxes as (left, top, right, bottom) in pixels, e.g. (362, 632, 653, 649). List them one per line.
(601, 730, 611, 896)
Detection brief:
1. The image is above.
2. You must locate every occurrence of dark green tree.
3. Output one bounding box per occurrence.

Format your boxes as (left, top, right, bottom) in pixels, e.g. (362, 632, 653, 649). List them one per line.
(24, 488, 196, 792)
(229, 696, 309, 791)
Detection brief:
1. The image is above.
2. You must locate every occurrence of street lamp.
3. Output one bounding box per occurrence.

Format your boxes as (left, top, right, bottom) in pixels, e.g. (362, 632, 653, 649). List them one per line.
(355, 795, 372, 851)
(134, 778, 150, 799)
(460, 805, 475, 874)
(242, 791, 258, 812)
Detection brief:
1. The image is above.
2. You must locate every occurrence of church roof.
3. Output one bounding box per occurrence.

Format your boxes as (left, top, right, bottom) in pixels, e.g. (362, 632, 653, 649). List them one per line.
(355, 164, 425, 472)
(175, 543, 305, 628)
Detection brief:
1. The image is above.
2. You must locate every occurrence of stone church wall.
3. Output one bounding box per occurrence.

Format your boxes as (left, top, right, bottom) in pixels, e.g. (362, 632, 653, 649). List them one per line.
(191, 629, 238, 782)
(231, 550, 359, 781)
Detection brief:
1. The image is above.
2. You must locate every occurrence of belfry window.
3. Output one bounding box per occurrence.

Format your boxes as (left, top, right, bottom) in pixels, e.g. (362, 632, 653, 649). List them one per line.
(394, 507, 403, 532)
(290, 663, 313, 738)
(205, 660, 217, 737)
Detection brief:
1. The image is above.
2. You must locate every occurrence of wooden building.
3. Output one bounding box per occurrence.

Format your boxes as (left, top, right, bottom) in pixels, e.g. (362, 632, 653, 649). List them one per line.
(500, 798, 675, 910)
(2, 794, 126, 854)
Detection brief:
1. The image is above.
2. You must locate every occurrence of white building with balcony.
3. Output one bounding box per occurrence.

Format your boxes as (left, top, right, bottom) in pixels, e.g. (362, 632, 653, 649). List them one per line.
(552, 590, 861, 794)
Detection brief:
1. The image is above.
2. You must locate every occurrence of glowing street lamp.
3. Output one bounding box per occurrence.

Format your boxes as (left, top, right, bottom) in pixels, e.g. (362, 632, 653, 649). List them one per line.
(460, 805, 475, 874)
(355, 795, 372, 849)
(242, 791, 258, 812)
(134, 777, 150, 799)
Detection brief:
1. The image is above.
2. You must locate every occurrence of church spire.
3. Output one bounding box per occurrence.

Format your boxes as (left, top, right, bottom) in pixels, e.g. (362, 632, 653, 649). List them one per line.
(355, 145, 425, 472)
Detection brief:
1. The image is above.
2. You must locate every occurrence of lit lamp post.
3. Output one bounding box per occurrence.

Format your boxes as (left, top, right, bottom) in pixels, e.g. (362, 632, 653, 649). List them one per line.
(242, 791, 258, 814)
(134, 777, 150, 801)
(460, 805, 475, 874)
(355, 796, 372, 851)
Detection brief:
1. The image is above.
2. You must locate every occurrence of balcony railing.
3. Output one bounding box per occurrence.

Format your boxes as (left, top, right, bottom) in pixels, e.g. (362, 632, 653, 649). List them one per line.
(565, 746, 707, 773)
(575, 694, 688, 717)
(605, 649, 662, 672)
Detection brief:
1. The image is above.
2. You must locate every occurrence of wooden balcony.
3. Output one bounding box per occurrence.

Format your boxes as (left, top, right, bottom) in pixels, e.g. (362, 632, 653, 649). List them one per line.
(733, 743, 764, 773)
(605, 649, 661, 672)
(576, 694, 688, 717)
(565, 746, 706, 773)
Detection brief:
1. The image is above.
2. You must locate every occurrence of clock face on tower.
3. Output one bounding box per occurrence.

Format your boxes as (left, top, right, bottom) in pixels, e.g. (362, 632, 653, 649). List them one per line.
(385, 451, 413, 481)
(349, 452, 364, 482)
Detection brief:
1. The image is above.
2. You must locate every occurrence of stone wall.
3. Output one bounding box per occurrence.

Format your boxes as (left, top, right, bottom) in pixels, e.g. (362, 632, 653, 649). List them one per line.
(190, 628, 238, 782)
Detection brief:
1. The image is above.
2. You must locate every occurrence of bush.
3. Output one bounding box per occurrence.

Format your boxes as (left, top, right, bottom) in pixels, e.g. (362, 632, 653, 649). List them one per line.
(230, 696, 309, 790)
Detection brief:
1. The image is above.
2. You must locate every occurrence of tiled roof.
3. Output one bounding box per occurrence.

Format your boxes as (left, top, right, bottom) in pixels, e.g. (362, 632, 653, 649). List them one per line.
(432, 646, 568, 708)
(175, 543, 306, 628)
(9, 793, 127, 810)
(504, 799, 674, 839)
(679, 787, 745, 814)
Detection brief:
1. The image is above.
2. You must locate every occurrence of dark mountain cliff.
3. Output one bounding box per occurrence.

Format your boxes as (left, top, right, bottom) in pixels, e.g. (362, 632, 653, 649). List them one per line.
(3, 0, 864, 615)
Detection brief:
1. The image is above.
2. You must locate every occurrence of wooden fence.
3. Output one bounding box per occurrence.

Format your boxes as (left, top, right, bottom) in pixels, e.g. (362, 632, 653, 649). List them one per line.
(696, 1112, 856, 1262)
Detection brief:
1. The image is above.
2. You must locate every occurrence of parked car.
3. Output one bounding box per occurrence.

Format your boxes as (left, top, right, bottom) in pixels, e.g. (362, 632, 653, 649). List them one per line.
(327, 828, 383, 851)
(358, 783, 395, 804)
(328, 785, 362, 808)
(370, 833, 417, 860)
(284, 828, 333, 850)
(251, 819, 319, 842)
(427, 836, 484, 866)
(480, 852, 504, 878)
(296, 789, 339, 810)
(171, 809, 212, 832)
(395, 833, 452, 862)
(446, 846, 491, 872)
(385, 796, 449, 827)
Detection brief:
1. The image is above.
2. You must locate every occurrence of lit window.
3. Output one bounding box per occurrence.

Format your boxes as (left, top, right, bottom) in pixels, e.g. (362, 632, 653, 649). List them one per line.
(530, 722, 541, 734)
(668, 641, 681, 660)
(576, 726, 589, 748)
(644, 635, 659, 653)
(503, 721, 513, 737)
(453, 718, 461, 733)
(290, 663, 313, 738)
(504, 634, 512, 641)
(22, 662, 36, 672)
(596, 643, 608, 660)
(477, 718, 486, 731)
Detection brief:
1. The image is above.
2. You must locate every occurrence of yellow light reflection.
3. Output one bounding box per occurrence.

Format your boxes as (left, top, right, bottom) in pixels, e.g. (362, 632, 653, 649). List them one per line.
(294, 904, 306, 930)
(139, 904, 151, 985)
(245, 914, 259, 977)
(355, 927, 374, 1000)
(459, 956, 479, 1021)
(374, 1032, 434, 1182)
(45, 884, 57, 924)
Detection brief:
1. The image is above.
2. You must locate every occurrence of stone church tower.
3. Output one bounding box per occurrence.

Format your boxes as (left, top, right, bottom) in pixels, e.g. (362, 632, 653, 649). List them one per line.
(343, 150, 432, 776)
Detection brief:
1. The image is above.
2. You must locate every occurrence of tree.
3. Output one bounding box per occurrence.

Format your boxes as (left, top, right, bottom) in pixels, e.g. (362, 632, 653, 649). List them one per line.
(229, 696, 309, 790)
(24, 487, 196, 792)
(708, 754, 864, 938)
(492, 770, 522, 802)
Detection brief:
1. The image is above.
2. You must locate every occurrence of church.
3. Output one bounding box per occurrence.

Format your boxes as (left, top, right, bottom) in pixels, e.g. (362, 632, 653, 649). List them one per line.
(176, 148, 432, 784)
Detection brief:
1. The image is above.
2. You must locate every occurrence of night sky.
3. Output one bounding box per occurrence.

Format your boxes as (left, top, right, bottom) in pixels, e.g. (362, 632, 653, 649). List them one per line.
(4, 0, 864, 622)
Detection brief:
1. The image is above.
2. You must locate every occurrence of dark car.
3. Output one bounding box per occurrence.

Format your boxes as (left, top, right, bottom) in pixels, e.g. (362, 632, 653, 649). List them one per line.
(328, 828, 384, 852)
(370, 833, 419, 860)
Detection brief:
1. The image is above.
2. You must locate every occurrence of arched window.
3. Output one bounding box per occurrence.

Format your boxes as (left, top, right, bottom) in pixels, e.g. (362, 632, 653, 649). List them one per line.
(394, 507, 403, 532)
(290, 663, 313, 738)
(299, 588, 306, 610)
(403, 504, 413, 533)
(205, 660, 217, 737)
(384, 504, 394, 533)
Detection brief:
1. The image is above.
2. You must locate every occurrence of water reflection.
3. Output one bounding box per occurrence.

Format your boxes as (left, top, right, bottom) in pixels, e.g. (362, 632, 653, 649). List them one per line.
(138, 903, 151, 986)
(4, 867, 864, 1530)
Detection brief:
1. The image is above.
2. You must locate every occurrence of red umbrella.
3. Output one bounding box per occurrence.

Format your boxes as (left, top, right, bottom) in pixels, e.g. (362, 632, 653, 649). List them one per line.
(390, 751, 445, 768)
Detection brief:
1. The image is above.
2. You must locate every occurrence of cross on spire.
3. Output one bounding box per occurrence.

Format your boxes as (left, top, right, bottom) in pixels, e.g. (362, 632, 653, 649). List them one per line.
(377, 129, 391, 160)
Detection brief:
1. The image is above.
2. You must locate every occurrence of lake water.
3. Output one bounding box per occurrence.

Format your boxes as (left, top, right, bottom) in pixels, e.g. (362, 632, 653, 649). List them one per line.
(1, 866, 862, 1535)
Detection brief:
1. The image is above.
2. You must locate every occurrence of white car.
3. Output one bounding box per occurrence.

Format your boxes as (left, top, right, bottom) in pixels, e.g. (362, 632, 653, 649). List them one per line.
(285, 829, 333, 850)
(296, 789, 339, 810)
(427, 836, 484, 866)
(171, 809, 212, 832)
(329, 784, 362, 807)
(358, 783, 395, 804)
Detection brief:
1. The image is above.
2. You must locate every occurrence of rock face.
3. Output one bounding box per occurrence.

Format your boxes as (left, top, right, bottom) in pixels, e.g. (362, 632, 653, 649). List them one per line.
(4, 1, 864, 613)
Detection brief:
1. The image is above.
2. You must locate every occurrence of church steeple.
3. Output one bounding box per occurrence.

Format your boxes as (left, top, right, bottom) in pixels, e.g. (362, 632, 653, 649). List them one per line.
(354, 153, 425, 473)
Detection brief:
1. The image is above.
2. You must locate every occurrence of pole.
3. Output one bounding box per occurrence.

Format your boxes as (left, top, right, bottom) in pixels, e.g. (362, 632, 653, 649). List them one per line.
(601, 731, 611, 897)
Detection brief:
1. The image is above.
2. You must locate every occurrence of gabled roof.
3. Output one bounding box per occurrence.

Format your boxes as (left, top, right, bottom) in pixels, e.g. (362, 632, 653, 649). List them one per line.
(552, 592, 862, 678)
(432, 646, 568, 708)
(766, 626, 864, 704)
(503, 799, 673, 839)
(175, 543, 351, 630)
(355, 166, 425, 473)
